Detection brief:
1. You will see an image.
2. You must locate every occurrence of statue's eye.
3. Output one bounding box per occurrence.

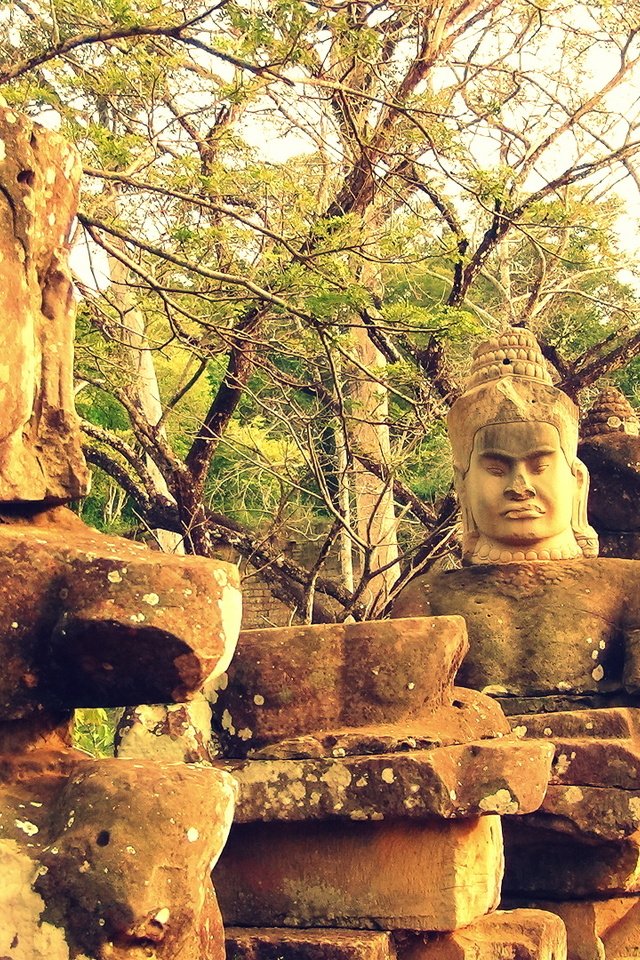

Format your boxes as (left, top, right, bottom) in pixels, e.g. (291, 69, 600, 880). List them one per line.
(530, 457, 550, 474)
(483, 459, 506, 476)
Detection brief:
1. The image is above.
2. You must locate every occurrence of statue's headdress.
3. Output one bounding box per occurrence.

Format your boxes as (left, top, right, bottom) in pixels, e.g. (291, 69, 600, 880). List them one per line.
(448, 327, 579, 474)
(581, 387, 640, 438)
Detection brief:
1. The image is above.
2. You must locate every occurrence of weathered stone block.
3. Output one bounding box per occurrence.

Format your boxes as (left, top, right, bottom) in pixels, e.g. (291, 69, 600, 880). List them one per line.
(599, 531, 640, 559)
(545, 738, 640, 789)
(510, 707, 640, 741)
(531, 784, 640, 842)
(214, 816, 504, 931)
(395, 909, 567, 960)
(504, 901, 602, 960)
(0, 508, 241, 717)
(241, 686, 510, 761)
(0, 107, 89, 503)
(510, 709, 640, 839)
(597, 895, 640, 958)
(217, 737, 554, 823)
(504, 897, 640, 960)
(210, 617, 468, 756)
(0, 751, 236, 959)
(115, 695, 218, 763)
(580, 434, 640, 533)
(503, 821, 640, 897)
(226, 928, 397, 960)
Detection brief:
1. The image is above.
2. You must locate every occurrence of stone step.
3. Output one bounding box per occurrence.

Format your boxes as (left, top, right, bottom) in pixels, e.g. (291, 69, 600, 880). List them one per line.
(226, 928, 397, 960)
(214, 816, 503, 932)
(396, 909, 567, 960)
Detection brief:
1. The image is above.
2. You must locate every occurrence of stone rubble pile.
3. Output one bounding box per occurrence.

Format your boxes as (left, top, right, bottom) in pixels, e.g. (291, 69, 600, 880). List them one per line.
(210, 617, 564, 960)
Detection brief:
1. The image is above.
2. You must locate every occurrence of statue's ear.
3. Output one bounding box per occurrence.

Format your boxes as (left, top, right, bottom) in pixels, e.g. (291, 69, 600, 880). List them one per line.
(571, 458, 599, 558)
(454, 466, 479, 562)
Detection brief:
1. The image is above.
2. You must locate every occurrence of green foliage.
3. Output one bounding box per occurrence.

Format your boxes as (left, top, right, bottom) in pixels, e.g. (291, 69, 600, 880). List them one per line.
(612, 360, 640, 406)
(73, 708, 122, 757)
(403, 423, 453, 501)
(5, 0, 640, 616)
(78, 465, 139, 534)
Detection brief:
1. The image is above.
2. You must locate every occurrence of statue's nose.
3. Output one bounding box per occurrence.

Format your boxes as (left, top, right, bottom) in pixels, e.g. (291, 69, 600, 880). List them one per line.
(504, 471, 535, 499)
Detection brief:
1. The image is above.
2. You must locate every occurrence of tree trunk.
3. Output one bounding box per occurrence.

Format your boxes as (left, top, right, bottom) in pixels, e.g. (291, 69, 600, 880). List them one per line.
(349, 258, 399, 611)
(103, 183, 183, 554)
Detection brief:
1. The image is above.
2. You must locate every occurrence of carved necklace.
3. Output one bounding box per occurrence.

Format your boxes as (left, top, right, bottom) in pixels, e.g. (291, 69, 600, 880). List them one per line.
(470, 535, 582, 564)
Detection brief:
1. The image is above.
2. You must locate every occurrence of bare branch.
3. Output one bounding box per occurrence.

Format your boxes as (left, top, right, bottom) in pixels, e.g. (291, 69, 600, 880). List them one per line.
(0, 14, 286, 85)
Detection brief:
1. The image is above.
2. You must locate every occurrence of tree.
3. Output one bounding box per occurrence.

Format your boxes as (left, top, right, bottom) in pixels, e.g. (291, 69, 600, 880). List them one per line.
(3, 0, 640, 621)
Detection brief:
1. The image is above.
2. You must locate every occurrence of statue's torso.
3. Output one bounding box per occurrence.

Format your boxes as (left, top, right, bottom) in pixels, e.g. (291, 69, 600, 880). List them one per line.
(392, 559, 640, 703)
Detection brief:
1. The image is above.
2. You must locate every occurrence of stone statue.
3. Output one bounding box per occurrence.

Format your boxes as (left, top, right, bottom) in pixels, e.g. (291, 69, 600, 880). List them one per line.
(392, 330, 640, 960)
(392, 329, 640, 959)
(582, 386, 640, 439)
(0, 105, 88, 502)
(448, 328, 598, 564)
(391, 327, 640, 706)
(579, 387, 640, 559)
(0, 106, 241, 960)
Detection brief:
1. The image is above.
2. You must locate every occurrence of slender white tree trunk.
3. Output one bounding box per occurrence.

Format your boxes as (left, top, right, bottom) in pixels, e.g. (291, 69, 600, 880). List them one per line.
(104, 181, 184, 554)
(334, 416, 355, 593)
(349, 258, 399, 610)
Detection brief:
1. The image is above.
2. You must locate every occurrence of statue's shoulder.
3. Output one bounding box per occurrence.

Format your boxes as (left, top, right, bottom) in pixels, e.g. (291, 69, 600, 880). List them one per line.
(391, 557, 640, 621)
(390, 566, 459, 619)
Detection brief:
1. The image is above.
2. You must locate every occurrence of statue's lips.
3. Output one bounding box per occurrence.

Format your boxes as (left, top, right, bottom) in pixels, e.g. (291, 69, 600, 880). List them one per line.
(501, 505, 545, 519)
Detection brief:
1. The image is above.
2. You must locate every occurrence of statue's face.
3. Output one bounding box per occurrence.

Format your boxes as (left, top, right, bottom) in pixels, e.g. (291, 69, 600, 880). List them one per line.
(465, 421, 575, 548)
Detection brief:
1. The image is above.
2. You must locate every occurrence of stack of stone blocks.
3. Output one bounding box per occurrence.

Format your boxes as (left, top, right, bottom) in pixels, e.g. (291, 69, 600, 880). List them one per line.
(209, 616, 563, 960)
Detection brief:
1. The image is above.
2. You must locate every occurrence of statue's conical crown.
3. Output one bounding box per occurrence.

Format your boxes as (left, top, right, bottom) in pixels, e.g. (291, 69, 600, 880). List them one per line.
(448, 326, 579, 473)
(581, 387, 639, 438)
(466, 327, 553, 389)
